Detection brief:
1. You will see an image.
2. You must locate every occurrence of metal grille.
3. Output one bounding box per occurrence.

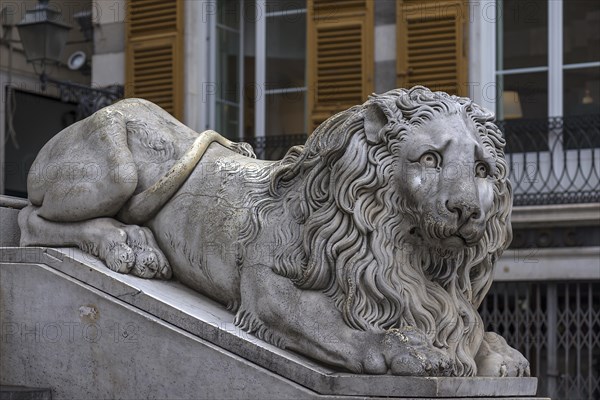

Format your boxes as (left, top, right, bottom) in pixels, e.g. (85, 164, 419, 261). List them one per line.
(480, 281, 600, 400)
(500, 115, 600, 206)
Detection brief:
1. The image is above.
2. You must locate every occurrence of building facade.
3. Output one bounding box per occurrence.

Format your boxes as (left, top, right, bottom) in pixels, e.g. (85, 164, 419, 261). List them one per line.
(0, 1, 598, 399)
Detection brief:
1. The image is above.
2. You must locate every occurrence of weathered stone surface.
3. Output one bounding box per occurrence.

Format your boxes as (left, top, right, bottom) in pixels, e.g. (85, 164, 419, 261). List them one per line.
(16, 87, 526, 377)
(0, 196, 26, 247)
(0, 207, 20, 246)
(0, 386, 52, 400)
(0, 247, 541, 399)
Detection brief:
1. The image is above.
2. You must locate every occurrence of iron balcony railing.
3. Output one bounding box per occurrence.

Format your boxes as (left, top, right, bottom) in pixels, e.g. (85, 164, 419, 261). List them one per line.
(243, 133, 309, 161)
(499, 114, 600, 206)
(246, 114, 600, 207)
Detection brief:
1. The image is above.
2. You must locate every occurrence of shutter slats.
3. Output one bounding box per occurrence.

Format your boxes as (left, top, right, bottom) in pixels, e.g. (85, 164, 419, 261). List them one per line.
(129, 20, 176, 30)
(314, 0, 366, 15)
(404, 18, 455, 30)
(408, 34, 455, 44)
(135, 60, 172, 69)
(129, 0, 163, 6)
(407, 26, 455, 38)
(130, 12, 176, 25)
(128, 1, 177, 36)
(411, 70, 458, 80)
(134, 54, 172, 63)
(318, 30, 361, 39)
(317, 73, 362, 81)
(318, 66, 363, 74)
(135, 56, 172, 65)
(317, 93, 363, 99)
(129, 3, 174, 14)
(409, 52, 456, 62)
(317, 42, 363, 52)
(130, 7, 176, 18)
(397, 0, 468, 96)
(317, 48, 361, 58)
(135, 78, 173, 87)
(135, 74, 173, 83)
(130, 22, 177, 35)
(408, 48, 456, 57)
(409, 72, 457, 82)
(126, 1, 183, 120)
(315, 22, 363, 104)
(407, 40, 456, 50)
(134, 49, 171, 58)
(411, 59, 456, 68)
(308, 0, 373, 132)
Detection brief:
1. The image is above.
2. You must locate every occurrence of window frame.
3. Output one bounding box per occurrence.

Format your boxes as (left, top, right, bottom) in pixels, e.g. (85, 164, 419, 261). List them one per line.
(206, 0, 308, 149)
(484, 0, 600, 119)
(477, 0, 600, 205)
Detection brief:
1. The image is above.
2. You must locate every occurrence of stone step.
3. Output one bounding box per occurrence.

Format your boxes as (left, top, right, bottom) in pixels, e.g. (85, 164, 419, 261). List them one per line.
(0, 386, 52, 400)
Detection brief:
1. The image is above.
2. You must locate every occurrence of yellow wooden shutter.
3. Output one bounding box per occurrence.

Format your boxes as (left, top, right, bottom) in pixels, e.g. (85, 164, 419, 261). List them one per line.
(396, 0, 468, 96)
(307, 0, 374, 132)
(126, 1, 183, 120)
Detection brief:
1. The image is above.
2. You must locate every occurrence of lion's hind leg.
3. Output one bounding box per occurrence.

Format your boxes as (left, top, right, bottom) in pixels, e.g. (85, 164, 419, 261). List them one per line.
(18, 205, 172, 279)
(27, 105, 138, 222)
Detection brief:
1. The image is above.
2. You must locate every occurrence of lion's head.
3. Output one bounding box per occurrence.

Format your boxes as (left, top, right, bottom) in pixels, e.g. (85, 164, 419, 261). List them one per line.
(243, 86, 512, 376)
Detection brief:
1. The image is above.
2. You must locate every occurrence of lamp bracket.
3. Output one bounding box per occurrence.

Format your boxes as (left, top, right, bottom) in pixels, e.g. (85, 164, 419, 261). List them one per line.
(41, 73, 124, 120)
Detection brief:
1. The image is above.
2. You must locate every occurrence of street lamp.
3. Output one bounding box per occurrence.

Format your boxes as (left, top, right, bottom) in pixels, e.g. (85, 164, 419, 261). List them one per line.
(16, 0, 70, 78)
(15, 0, 123, 119)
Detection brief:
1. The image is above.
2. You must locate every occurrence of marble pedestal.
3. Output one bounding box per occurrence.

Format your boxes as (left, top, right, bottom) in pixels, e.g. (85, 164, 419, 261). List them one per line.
(0, 247, 547, 400)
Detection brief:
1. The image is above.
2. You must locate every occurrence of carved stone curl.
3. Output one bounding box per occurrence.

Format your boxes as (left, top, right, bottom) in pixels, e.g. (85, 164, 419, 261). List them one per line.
(18, 86, 529, 377)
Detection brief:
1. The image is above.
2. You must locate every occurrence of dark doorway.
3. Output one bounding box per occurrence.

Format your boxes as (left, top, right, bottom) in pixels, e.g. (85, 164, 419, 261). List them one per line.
(4, 89, 78, 197)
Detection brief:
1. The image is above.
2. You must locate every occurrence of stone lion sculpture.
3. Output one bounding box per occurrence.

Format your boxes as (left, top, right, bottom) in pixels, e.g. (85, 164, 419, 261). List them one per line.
(19, 86, 529, 377)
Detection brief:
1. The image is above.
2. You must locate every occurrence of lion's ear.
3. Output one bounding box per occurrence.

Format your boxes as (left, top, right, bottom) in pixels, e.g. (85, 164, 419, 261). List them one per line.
(363, 103, 389, 144)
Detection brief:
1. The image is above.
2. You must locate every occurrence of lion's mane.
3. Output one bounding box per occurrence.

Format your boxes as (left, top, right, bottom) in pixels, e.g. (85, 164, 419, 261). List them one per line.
(236, 86, 512, 376)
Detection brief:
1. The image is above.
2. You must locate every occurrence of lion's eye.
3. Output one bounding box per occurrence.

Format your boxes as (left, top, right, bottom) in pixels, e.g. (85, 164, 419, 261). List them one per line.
(475, 162, 489, 178)
(419, 152, 441, 168)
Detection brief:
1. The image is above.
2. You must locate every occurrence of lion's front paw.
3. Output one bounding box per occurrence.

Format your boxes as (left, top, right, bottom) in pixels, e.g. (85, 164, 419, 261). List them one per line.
(97, 223, 172, 280)
(362, 327, 453, 376)
(475, 332, 530, 377)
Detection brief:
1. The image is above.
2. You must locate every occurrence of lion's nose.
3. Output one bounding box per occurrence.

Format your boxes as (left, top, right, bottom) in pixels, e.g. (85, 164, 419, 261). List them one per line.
(445, 200, 481, 223)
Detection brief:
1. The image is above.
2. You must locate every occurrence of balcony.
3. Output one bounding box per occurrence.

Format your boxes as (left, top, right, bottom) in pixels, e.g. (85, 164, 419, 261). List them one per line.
(499, 114, 600, 206)
(250, 114, 600, 207)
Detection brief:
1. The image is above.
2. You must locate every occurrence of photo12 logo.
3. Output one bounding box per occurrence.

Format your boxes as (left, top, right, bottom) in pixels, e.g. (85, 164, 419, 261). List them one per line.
(1, 320, 139, 344)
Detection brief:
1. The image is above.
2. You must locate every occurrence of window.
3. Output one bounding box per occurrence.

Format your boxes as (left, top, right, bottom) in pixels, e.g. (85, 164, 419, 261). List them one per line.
(495, 0, 600, 152)
(497, 0, 599, 120)
(209, 0, 307, 158)
(489, 0, 600, 205)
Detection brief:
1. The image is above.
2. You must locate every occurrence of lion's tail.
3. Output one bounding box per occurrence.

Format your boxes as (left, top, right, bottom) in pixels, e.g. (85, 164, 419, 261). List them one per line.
(117, 130, 254, 225)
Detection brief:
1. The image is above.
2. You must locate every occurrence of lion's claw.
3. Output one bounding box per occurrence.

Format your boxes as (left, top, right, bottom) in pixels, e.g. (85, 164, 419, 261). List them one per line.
(377, 328, 454, 376)
(476, 332, 530, 377)
(104, 242, 135, 273)
(98, 224, 171, 280)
